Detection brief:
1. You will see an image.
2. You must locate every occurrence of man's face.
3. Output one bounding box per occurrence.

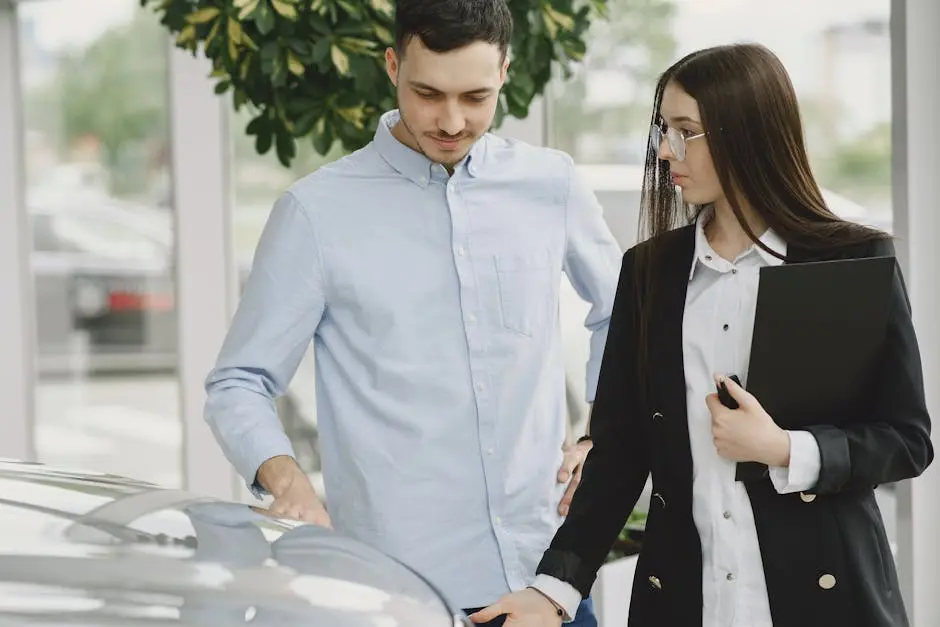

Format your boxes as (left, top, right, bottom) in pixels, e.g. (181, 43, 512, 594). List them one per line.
(385, 37, 508, 167)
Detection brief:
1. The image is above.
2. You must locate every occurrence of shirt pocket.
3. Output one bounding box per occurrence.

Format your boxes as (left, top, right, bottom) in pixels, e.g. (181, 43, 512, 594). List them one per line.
(494, 249, 556, 337)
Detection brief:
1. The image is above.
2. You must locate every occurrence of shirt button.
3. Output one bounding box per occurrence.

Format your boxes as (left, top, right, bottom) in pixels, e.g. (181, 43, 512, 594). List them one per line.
(723, 510, 732, 519)
(467, 313, 477, 323)
(476, 383, 485, 392)
(726, 573, 735, 582)
(722, 323, 729, 331)
(486, 448, 494, 455)
(495, 516, 502, 525)
(704, 254, 712, 261)
(456, 246, 465, 256)
(731, 268, 738, 274)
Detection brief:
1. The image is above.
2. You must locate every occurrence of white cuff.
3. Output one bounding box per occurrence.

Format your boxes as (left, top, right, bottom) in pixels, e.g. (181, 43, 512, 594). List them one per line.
(769, 430, 821, 494)
(531, 574, 582, 622)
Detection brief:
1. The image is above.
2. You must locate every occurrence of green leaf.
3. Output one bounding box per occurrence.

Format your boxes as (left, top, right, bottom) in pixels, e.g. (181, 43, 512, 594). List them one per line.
(311, 37, 331, 63)
(214, 80, 230, 94)
(275, 128, 296, 166)
(186, 7, 220, 24)
(335, 0, 361, 18)
(330, 45, 350, 74)
(255, 127, 273, 154)
(293, 110, 320, 136)
(254, 0, 275, 35)
(233, 88, 249, 109)
(312, 117, 334, 155)
(245, 115, 268, 135)
(543, 5, 576, 32)
(372, 23, 392, 45)
(260, 41, 279, 74)
(368, 0, 393, 15)
(270, 0, 298, 20)
(289, 39, 313, 57)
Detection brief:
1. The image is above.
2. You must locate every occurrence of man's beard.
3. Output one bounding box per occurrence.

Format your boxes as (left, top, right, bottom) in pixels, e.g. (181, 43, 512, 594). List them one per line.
(398, 111, 470, 167)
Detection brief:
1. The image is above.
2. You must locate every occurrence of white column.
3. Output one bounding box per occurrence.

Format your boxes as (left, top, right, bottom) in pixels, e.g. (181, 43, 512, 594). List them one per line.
(167, 41, 240, 500)
(0, 4, 35, 462)
(891, 0, 940, 624)
(497, 97, 547, 146)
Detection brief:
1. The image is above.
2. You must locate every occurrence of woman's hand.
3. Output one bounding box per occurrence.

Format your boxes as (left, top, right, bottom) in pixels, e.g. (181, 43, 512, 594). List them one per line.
(468, 588, 564, 626)
(705, 375, 791, 467)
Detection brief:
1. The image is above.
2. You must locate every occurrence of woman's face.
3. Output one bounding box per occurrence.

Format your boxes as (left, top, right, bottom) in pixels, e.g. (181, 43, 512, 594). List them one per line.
(656, 81, 724, 206)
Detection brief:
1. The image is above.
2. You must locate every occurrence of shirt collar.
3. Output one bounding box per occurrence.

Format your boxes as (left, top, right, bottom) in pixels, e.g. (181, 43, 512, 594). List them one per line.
(689, 206, 788, 281)
(372, 109, 486, 187)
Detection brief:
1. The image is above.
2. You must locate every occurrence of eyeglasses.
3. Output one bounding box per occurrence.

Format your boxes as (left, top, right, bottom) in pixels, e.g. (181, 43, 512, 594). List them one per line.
(649, 124, 706, 162)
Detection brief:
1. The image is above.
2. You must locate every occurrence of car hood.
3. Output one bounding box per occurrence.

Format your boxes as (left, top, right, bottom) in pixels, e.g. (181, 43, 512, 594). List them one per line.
(0, 461, 465, 626)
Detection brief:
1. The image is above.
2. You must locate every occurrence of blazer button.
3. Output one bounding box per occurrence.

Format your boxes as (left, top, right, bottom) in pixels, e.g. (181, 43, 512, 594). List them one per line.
(800, 492, 817, 503)
(652, 411, 664, 420)
(648, 575, 662, 590)
(818, 574, 837, 590)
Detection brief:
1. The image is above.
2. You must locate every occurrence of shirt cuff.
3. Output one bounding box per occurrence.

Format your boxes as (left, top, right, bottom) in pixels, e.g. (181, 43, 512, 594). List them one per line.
(236, 431, 297, 500)
(531, 574, 582, 623)
(769, 430, 821, 494)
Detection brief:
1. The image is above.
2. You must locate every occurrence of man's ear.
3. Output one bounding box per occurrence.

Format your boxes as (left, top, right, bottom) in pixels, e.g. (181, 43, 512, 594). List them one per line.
(500, 56, 510, 83)
(385, 47, 400, 86)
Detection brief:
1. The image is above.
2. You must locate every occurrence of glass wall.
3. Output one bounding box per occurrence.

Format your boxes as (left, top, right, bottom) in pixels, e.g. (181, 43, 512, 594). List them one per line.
(229, 110, 347, 486)
(551, 0, 893, 245)
(19, 0, 182, 487)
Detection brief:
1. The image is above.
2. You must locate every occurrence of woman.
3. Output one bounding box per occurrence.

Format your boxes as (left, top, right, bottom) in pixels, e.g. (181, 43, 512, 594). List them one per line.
(470, 43, 933, 627)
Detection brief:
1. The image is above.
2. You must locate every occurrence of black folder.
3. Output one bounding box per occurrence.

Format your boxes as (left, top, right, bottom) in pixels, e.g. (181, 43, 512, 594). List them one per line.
(735, 255, 897, 482)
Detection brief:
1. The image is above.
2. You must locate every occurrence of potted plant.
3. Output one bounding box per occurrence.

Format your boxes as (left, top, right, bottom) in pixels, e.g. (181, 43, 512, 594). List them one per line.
(140, 0, 608, 166)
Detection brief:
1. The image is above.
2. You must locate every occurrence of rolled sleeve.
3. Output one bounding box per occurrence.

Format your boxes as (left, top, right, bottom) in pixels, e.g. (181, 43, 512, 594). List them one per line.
(204, 191, 326, 495)
(531, 574, 582, 623)
(769, 430, 822, 494)
(560, 156, 622, 403)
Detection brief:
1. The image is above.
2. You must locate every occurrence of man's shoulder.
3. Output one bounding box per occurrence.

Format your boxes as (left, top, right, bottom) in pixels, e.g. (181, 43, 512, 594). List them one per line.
(481, 133, 574, 177)
(284, 143, 387, 211)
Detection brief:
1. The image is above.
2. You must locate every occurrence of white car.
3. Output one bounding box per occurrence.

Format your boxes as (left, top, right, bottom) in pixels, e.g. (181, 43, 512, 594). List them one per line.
(0, 459, 471, 627)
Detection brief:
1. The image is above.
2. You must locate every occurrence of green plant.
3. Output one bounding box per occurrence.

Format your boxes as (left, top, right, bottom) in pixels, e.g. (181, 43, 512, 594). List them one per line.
(140, 0, 609, 166)
(606, 509, 645, 562)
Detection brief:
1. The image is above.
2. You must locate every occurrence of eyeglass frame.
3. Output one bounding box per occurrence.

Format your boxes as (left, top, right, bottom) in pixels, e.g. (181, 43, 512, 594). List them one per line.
(649, 122, 706, 162)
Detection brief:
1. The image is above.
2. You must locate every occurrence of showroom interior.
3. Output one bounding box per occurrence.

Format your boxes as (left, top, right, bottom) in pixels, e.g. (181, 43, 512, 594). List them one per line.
(0, 0, 937, 623)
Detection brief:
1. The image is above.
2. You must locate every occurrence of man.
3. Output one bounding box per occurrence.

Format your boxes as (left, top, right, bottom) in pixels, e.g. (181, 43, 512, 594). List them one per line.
(204, 0, 621, 624)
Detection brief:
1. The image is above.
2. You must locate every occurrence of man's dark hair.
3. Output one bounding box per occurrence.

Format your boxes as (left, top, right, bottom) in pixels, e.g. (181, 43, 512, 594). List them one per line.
(394, 0, 513, 59)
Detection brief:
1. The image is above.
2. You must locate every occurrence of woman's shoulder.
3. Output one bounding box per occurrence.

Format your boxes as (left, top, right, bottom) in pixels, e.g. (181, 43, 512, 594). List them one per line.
(625, 224, 696, 262)
(827, 232, 896, 261)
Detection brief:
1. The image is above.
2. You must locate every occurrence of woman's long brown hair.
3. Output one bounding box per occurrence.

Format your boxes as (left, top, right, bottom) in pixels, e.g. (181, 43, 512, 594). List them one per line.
(634, 43, 889, 391)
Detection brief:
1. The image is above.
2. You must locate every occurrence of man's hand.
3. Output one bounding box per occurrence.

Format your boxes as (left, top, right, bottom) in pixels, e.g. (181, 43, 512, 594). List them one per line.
(705, 375, 790, 467)
(255, 455, 332, 528)
(469, 588, 564, 626)
(557, 438, 593, 516)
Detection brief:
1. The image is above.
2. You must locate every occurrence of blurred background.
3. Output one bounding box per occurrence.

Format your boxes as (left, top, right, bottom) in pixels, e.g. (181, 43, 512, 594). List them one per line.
(1, 0, 938, 622)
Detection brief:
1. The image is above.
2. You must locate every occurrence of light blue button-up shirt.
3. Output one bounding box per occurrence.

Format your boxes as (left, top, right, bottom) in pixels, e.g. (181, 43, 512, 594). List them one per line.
(205, 110, 622, 609)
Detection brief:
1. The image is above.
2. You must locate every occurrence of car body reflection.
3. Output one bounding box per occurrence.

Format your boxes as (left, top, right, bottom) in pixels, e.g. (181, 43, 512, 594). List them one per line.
(0, 460, 470, 626)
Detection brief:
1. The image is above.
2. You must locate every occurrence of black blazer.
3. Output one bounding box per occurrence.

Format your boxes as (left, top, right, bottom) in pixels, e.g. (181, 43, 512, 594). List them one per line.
(536, 225, 934, 627)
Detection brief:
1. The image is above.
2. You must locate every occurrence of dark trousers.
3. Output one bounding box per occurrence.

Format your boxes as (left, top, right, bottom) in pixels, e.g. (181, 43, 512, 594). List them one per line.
(463, 596, 597, 627)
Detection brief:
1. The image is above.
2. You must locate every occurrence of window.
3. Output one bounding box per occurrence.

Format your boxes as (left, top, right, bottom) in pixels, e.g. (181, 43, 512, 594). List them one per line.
(230, 108, 347, 488)
(550, 0, 893, 245)
(19, 0, 182, 488)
